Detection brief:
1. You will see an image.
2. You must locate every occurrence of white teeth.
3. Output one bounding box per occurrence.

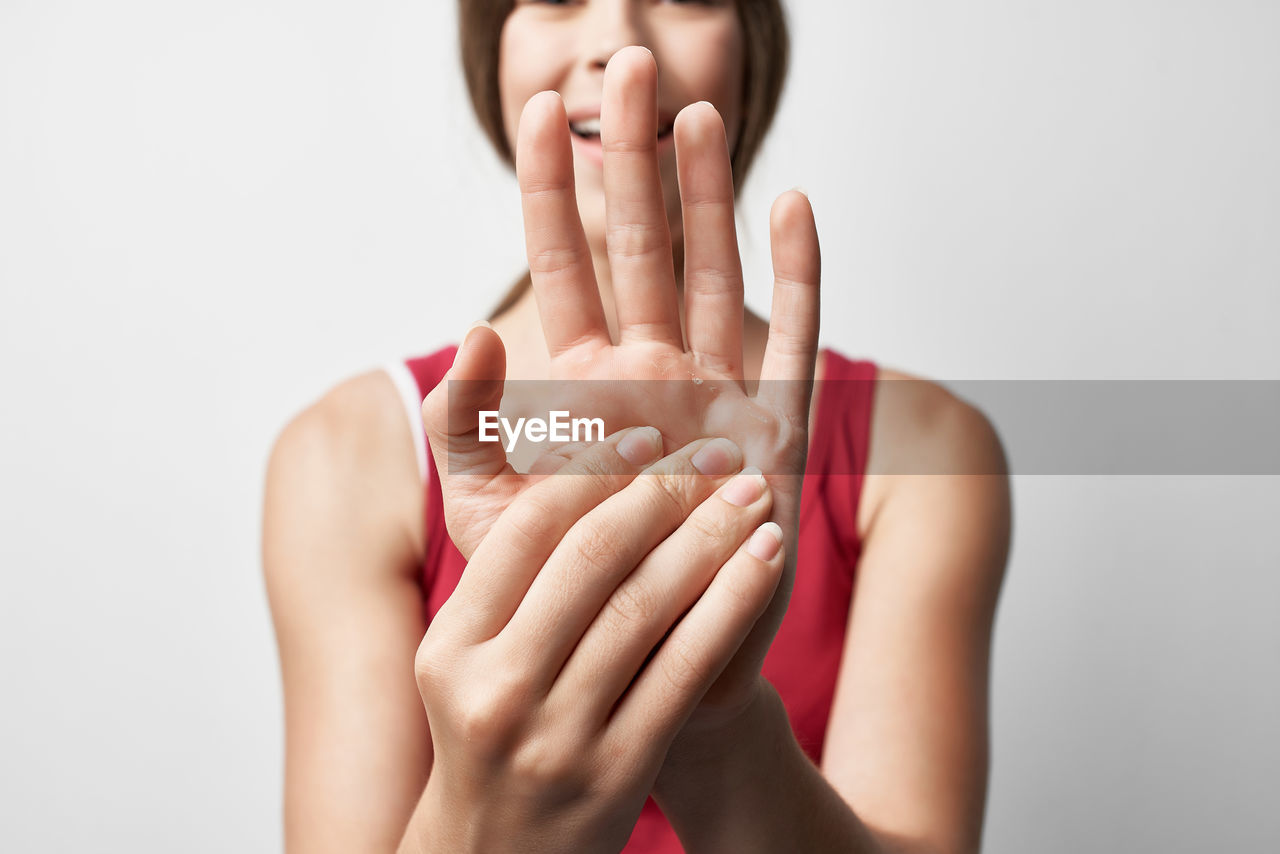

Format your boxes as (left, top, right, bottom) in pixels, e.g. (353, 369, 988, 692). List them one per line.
(569, 118, 673, 138)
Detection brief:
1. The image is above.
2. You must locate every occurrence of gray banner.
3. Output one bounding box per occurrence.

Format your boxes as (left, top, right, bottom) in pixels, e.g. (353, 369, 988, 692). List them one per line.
(444, 379, 1280, 475)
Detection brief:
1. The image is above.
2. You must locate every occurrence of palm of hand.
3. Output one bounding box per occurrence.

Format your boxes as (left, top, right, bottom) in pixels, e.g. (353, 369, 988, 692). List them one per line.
(549, 341, 808, 481)
(434, 337, 809, 553)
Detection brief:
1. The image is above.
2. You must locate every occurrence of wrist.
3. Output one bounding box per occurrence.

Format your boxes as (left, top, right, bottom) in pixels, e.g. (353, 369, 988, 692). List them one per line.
(651, 676, 789, 803)
(398, 774, 471, 854)
(651, 680, 803, 852)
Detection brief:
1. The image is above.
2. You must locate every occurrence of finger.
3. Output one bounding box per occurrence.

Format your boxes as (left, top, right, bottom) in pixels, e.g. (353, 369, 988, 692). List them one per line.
(607, 522, 785, 749)
(601, 47, 683, 346)
(675, 102, 745, 381)
(498, 436, 745, 682)
(422, 322, 514, 481)
(419, 323, 527, 559)
(517, 90, 611, 358)
(525, 440, 592, 476)
(550, 466, 773, 728)
(758, 190, 821, 416)
(444, 425, 667, 641)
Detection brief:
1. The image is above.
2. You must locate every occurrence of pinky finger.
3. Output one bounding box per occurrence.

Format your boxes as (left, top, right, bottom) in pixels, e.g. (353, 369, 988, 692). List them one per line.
(758, 190, 821, 417)
(606, 523, 786, 752)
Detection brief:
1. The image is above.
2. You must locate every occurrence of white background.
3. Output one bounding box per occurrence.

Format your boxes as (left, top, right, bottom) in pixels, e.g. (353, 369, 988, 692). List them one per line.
(2, 1, 1277, 851)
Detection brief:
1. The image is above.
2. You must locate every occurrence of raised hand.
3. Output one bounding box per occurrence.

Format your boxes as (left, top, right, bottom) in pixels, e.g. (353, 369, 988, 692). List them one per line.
(406, 431, 784, 854)
(422, 46, 820, 723)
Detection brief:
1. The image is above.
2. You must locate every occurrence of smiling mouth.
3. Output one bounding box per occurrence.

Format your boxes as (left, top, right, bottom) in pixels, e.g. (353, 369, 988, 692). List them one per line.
(569, 118, 675, 142)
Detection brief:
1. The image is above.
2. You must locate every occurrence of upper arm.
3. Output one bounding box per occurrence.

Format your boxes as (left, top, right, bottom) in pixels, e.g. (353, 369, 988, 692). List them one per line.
(820, 371, 1012, 854)
(262, 370, 431, 854)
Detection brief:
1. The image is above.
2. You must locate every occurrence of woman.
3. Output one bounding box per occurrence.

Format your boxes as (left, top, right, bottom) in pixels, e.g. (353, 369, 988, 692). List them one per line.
(263, 2, 1011, 852)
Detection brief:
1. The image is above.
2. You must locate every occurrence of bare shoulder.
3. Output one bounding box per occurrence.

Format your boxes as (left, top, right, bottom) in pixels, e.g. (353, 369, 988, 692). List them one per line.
(263, 369, 425, 592)
(858, 365, 1010, 564)
(867, 366, 1007, 474)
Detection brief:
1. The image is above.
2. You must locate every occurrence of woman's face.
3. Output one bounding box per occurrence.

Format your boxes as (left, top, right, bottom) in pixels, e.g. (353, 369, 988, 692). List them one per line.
(500, 0, 745, 258)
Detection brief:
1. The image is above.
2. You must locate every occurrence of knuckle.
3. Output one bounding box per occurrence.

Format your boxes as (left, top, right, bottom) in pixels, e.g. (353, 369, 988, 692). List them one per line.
(567, 456, 628, 494)
(604, 578, 660, 630)
(527, 244, 588, 277)
(491, 665, 537, 708)
(414, 621, 464, 693)
(510, 735, 589, 800)
(681, 194, 733, 212)
(510, 736, 565, 781)
(659, 635, 711, 700)
(685, 508, 733, 546)
(455, 671, 530, 748)
(606, 220, 669, 259)
(645, 469, 702, 519)
(685, 264, 741, 293)
(772, 273, 808, 290)
(768, 331, 814, 360)
(621, 319, 679, 341)
(413, 635, 446, 691)
(723, 557, 779, 616)
(604, 136, 656, 156)
(572, 524, 622, 577)
(502, 497, 559, 552)
(521, 177, 572, 197)
(456, 699, 510, 750)
(721, 565, 761, 613)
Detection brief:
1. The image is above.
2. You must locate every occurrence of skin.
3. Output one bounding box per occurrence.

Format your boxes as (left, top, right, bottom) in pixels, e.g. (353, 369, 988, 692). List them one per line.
(263, 2, 1011, 852)
(409, 426, 787, 852)
(498, 0, 745, 344)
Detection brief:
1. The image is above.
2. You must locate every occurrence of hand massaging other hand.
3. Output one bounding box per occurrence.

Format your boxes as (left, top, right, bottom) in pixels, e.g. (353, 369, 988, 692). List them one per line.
(407, 431, 784, 854)
(421, 47, 821, 725)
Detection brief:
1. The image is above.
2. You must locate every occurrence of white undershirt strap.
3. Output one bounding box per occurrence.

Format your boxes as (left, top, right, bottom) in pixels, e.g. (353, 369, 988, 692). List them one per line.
(381, 360, 428, 484)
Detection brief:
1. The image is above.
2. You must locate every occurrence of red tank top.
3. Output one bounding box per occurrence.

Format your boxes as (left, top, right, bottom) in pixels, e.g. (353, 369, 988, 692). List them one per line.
(404, 346, 877, 852)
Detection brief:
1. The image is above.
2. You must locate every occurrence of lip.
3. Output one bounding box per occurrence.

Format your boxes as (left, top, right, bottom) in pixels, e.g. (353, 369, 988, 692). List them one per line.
(565, 103, 678, 168)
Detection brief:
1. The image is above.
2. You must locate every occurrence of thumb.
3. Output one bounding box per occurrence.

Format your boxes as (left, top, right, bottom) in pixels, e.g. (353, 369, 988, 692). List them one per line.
(422, 323, 529, 556)
(423, 321, 516, 480)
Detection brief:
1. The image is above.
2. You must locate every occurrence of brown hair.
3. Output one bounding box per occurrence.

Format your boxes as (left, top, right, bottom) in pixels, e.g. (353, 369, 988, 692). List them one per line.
(458, 0, 791, 318)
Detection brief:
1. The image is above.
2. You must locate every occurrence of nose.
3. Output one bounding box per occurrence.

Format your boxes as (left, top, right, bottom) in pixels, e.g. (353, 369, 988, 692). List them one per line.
(583, 0, 650, 71)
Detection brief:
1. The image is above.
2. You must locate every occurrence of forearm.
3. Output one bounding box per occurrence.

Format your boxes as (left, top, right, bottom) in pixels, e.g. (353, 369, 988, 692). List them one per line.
(651, 681, 891, 854)
(395, 776, 505, 854)
(397, 779, 443, 854)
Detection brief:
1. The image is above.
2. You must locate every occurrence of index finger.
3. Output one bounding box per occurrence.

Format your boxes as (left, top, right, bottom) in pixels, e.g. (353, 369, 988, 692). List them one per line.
(517, 90, 611, 358)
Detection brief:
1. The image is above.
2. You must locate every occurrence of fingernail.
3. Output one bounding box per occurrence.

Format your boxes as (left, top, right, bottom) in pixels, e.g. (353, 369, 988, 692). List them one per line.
(747, 522, 783, 562)
(617, 426, 663, 466)
(722, 467, 765, 507)
(691, 438, 742, 476)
